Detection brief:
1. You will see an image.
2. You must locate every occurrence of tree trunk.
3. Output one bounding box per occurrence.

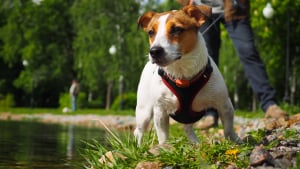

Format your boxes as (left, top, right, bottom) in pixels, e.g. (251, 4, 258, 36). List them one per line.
(105, 81, 113, 110)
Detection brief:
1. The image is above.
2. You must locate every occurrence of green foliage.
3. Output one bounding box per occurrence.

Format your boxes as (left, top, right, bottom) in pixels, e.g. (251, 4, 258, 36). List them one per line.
(1, 0, 300, 109)
(70, 0, 146, 93)
(281, 103, 300, 115)
(284, 128, 299, 140)
(0, 107, 134, 116)
(82, 128, 253, 169)
(0, 0, 75, 107)
(246, 129, 267, 144)
(59, 92, 87, 109)
(111, 93, 137, 110)
(85, 100, 103, 109)
(82, 128, 155, 169)
(250, 0, 300, 103)
(83, 117, 300, 169)
(59, 93, 70, 109)
(0, 93, 15, 108)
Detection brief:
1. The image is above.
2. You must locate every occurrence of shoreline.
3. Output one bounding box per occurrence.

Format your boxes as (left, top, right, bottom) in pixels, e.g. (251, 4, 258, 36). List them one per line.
(0, 112, 136, 130)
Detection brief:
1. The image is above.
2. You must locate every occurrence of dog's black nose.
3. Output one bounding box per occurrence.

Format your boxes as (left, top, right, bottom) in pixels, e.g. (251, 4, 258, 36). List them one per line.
(150, 46, 165, 59)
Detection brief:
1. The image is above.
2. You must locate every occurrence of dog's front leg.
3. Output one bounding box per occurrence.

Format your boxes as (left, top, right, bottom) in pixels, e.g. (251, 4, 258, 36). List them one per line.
(183, 124, 200, 144)
(153, 108, 170, 144)
(134, 106, 153, 145)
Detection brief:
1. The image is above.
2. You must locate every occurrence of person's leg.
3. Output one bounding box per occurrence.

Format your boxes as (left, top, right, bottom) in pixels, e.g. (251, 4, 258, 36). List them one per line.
(225, 18, 287, 118)
(71, 95, 76, 112)
(200, 14, 222, 65)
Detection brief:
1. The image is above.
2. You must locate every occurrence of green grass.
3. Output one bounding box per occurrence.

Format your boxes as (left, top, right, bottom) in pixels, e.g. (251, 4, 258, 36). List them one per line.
(0, 107, 135, 116)
(82, 121, 300, 169)
(0, 107, 266, 120)
(78, 104, 299, 169)
(81, 126, 252, 169)
(1, 102, 298, 118)
(234, 109, 264, 119)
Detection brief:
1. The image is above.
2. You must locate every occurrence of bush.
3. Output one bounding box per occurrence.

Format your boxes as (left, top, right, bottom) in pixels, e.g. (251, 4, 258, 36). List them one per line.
(59, 92, 87, 109)
(111, 92, 137, 110)
(85, 99, 103, 108)
(0, 94, 15, 108)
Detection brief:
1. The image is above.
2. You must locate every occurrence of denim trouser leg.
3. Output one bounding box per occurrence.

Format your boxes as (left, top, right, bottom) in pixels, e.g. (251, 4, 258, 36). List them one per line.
(71, 95, 76, 112)
(200, 14, 222, 66)
(224, 18, 277, 111)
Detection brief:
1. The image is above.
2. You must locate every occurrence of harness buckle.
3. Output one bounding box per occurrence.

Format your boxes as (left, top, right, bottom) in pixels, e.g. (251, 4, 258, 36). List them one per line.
(175, 79, 190, 88)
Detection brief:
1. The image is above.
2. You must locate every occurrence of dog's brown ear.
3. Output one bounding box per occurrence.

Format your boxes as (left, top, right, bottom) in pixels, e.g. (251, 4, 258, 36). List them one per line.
(182, 5, 212, 26)
(137, 11, 156, 29)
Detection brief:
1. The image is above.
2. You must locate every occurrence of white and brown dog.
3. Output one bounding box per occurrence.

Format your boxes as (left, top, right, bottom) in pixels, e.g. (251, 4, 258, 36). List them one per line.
(134, 5, 239, 145)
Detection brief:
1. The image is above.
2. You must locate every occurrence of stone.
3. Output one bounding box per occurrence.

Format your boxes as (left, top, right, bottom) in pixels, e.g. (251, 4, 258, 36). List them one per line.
(149, 144, 173, 156)
(249, 145, 274, 166)
(135, 161, 162, 169)
(98, 151, 127, 167)
(274, 158, 293, 168)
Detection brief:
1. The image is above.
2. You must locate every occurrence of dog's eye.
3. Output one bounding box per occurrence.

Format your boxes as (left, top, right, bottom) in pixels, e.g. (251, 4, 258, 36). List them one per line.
(170, 26, 184, 36)
(148, 30, 155, 37)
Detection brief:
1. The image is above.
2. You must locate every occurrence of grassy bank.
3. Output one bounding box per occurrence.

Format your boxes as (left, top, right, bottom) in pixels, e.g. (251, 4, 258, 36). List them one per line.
(0, 107, 264, 119)
(0, 107, 135, 116)
(82, 123, 300, 169)
(1, 103, 299, 118)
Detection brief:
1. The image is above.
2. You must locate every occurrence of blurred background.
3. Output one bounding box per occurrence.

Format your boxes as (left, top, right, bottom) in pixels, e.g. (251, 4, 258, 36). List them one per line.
(0, 0, 299, 111)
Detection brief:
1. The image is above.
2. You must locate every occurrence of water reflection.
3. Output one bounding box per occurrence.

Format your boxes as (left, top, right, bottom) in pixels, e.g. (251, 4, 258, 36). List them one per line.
(0, 120, 105, 169)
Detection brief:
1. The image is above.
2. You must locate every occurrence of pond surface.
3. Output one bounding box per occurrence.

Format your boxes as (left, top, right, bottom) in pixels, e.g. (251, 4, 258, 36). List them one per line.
(0, 120, 105, 169)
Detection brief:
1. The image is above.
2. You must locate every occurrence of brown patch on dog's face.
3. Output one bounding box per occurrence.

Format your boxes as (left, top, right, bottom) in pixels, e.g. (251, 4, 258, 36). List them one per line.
(165, 10, 199, 54)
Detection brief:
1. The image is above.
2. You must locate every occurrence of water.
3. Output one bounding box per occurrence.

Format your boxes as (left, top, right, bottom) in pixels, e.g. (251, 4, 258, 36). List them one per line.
(0, 120, 105, 169)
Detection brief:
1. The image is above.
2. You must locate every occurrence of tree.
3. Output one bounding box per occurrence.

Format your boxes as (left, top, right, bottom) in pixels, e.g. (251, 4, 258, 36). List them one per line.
(71, 0, 147, 109)
(250, 0, 300, 104)
(0, 0, 75, 107)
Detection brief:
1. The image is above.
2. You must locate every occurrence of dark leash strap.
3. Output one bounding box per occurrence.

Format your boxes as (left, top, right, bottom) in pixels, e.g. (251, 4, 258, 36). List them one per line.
(201, 13, 224, 35)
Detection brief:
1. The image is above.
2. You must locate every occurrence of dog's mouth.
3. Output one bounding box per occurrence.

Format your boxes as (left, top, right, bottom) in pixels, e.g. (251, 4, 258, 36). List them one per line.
(151, 55, 182, 67)
(150, 46, 182, 67)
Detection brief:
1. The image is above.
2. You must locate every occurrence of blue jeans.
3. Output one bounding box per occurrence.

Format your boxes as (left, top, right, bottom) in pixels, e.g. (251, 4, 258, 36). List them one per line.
(71, 95, 77, 112)
(200, 14, 277, 112)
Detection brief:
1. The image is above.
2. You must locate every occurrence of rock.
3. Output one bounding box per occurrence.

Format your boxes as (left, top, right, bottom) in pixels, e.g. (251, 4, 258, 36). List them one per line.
(98, 151, 127, 167)
(274, 158, 293, 168)
(148, 144, 173, 156)
(226, 164, 237, 169)
(249, 145, 274, 167)
(135, 161, 162, 169)
(263, 117, 288, 130)
(265, 134, 277, 143)
(288, 114, 300, 126)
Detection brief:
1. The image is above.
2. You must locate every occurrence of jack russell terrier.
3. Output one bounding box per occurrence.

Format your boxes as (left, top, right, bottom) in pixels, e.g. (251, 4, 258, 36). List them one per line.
(134, 5, 240, 145)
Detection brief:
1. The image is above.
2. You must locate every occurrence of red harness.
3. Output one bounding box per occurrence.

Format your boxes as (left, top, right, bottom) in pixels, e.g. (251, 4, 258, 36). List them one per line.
(158, 59, 213, 124)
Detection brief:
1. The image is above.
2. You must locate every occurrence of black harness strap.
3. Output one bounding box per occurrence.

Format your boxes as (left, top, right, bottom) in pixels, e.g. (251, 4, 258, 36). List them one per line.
(158, 59, 213, 124)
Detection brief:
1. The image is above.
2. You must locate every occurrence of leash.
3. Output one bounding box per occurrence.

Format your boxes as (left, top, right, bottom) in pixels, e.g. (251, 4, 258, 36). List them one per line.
(201, 13, 224, 35)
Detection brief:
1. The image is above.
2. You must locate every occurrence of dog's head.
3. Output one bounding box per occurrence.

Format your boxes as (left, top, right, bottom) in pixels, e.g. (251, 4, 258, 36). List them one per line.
(138, 5, 211, 67)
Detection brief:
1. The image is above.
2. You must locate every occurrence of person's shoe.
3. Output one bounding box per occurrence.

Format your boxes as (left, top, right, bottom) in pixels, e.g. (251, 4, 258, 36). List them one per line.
(265, 104, 289, 120)
(197, 111, 218, 129)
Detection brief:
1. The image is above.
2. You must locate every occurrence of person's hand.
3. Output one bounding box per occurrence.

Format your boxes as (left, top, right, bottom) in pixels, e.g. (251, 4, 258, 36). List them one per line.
(232, 0, 246, 11)
(176, 0, 193, 6)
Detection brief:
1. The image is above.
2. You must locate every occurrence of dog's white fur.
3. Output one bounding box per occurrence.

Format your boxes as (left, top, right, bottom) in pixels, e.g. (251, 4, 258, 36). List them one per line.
(134, 5, 239, 145)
